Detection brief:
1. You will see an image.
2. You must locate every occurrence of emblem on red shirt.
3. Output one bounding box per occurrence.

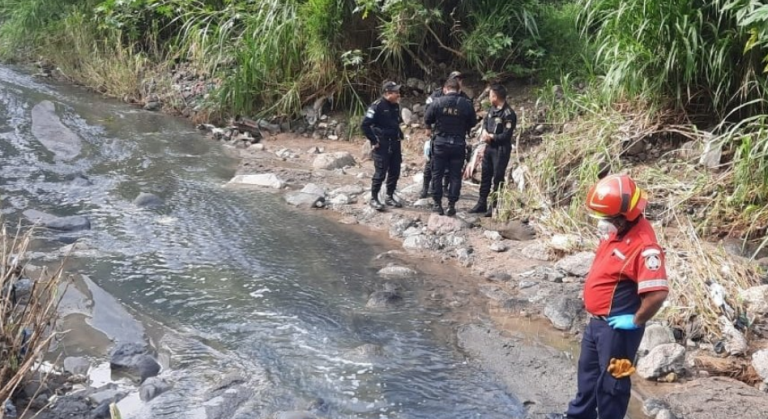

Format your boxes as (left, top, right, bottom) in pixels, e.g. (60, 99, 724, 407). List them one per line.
(645, 254, 661, 271)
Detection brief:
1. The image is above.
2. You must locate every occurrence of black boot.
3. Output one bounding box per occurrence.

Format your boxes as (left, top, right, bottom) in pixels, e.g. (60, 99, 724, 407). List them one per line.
(369, 198, 384, 211)
(446, 202, 456, 216)
(468, 201, 487, 214)
(484, 201, 496, 218)
(385, 195, 403, 208)
(419, 188, 428, 199)
(432, 201, 444, 215)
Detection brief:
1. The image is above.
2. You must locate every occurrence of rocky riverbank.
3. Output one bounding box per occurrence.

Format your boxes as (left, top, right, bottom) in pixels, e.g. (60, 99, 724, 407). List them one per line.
(208, 117, 768, 418)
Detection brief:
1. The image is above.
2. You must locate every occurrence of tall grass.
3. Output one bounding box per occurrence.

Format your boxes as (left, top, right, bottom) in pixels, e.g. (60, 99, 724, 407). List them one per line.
(579, 0, 768, 118)
(1, 222, 67, 408)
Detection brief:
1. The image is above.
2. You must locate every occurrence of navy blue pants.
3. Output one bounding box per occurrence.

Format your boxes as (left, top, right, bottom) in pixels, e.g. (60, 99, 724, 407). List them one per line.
(431, 138, 466, 204)
(566, 318, 645, 419)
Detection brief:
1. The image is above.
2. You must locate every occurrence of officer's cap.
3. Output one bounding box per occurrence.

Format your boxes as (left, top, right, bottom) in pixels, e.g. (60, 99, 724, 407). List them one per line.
(448, 71, 464, 80)
(382, 81, 401, 93)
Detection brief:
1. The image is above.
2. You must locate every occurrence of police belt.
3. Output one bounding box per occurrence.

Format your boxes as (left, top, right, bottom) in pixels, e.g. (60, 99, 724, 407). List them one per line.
(588, 314, 608, 322)
(434, 134, 466, 145)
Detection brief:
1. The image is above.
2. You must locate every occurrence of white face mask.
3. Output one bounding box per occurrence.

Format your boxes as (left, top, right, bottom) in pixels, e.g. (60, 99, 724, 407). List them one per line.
(597, 219, 618, 240)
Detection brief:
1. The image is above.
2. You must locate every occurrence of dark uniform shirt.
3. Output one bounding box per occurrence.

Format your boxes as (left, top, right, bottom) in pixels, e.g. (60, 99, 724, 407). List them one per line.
(426, 88, 470, 106)
(423, 92, 476, 139)
(361, 98, 403, 146)
(483, 103, 517, 147)
(584, 217, 669, 317)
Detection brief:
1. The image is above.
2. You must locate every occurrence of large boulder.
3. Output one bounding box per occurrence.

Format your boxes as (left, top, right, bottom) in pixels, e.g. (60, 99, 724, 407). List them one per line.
(544, 296, 583, 330)
(23, 209, 91, 232)
(31, 100, 82, 160)
(132, 192, 164, 209)
(366, 290, 403, 308)
(109, 342, 161, 383)
(313, 152, 356, 170)
(751, 349, 768, 383)
(427, 214, 470, 234)
(227, 173, 285, 189)
(498, 220, 536, 241)
(555, 252, 595, 277)
(638, 324, 676, 357)
(636, 343, 686, 379)
(284, 192, 325, 209)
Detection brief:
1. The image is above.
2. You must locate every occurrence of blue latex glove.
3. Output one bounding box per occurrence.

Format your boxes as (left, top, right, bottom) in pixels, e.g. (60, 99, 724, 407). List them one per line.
(607, 314, 639, 330)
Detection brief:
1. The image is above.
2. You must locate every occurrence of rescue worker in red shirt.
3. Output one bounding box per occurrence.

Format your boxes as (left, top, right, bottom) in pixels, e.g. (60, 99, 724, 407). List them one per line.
(550, 174, 669, 419)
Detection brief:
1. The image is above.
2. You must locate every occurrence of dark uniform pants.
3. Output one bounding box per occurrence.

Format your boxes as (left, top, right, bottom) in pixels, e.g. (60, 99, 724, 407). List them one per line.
(372, 138, 402, 198)
(567, 318, 645, 419)
(431, 136, 466, 204)
(479, 145, 512, 203)
(423, 159, 449, 194)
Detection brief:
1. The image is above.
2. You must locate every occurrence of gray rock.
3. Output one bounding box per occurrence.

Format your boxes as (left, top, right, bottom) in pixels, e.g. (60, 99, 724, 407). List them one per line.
(636, 343, 686, 379)
(518, 281, 537, 289)
(284, 192, 325, 209)
(498, 220, 536, 241)
(521, 241, 551, 261)
(275, 412, 317, 419)
(456, 248, 473, 267)
(406, 78, 426, 92)
(109, 342, 161, 382)
(412, 103, 424, 114)
(10, 278, 33, 304)
(543, 296, 583, 330)
(403, 235, 434, 251)
(139, 377, 171, 402)
(413, 198, 431, 208)
(427, 214, 469, 234)
(330, 194, 351, 205)
(752, 349, 768, 383)
(300, 183, 326, 197)
(389, 219, 416, 238)
(132, 192, 164, 209)
(227, 173, 284, 188)
(143, 101, 161, 111)
(249, 143, 265, 151)
(638, 324, 676, 357)
(486, 272, 512, 282)
(401, 108, 414, 125)
(378, 265, 417, 278)
(521, 266, 564, 283)
(63, 356, 90, 375)
(313, 152, 356, 170)
(490, 242, 508, 252)
(366, 290, 403, 308)
(656, 409, 676, 419)
(478, 285, 512, 302)
(3, 400, 16, 419)
(36, 395, 90, 419)
(88, 386, 124, 405)
(484, 230, 502, 241)
(643, 398, 669, 417)
(739, 285, 768, 315)
(23, 209, 91, 232)
(330, 185, 365, 197)
(720, 316, 748, 356)
(258, 119, 281, 134)
(31, 100, 82, 160)
(555, 252, 594, 277)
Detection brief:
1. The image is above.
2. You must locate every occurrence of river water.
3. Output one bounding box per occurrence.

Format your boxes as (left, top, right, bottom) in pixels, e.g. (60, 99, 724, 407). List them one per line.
(0, 67, 527, 418)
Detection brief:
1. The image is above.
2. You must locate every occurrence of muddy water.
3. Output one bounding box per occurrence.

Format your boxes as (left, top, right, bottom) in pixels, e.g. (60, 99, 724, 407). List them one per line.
(0, 67, 529, 418)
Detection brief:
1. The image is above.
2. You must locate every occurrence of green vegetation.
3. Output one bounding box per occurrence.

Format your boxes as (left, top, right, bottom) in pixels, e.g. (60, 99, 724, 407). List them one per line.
(2, 0, 768, 346)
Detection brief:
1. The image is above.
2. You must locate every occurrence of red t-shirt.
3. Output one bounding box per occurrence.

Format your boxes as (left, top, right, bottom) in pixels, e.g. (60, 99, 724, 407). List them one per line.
(584, 217, 668, 316)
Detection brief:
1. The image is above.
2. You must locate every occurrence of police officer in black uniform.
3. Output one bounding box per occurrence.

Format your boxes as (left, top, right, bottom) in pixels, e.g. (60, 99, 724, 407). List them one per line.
(421, 71, 472, 199)
(424, 78, 476, 216)
(468, 84, 517, 217)
(361, 81, 405, 211)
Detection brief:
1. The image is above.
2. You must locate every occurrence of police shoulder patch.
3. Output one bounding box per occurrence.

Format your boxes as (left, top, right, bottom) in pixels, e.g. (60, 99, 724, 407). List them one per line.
(365, 109, 375, 118)
(505, 122, 513, 129)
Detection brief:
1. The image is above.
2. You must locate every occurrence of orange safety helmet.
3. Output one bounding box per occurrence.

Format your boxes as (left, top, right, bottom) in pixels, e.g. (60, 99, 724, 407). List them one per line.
(585, 174, 647, 221)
